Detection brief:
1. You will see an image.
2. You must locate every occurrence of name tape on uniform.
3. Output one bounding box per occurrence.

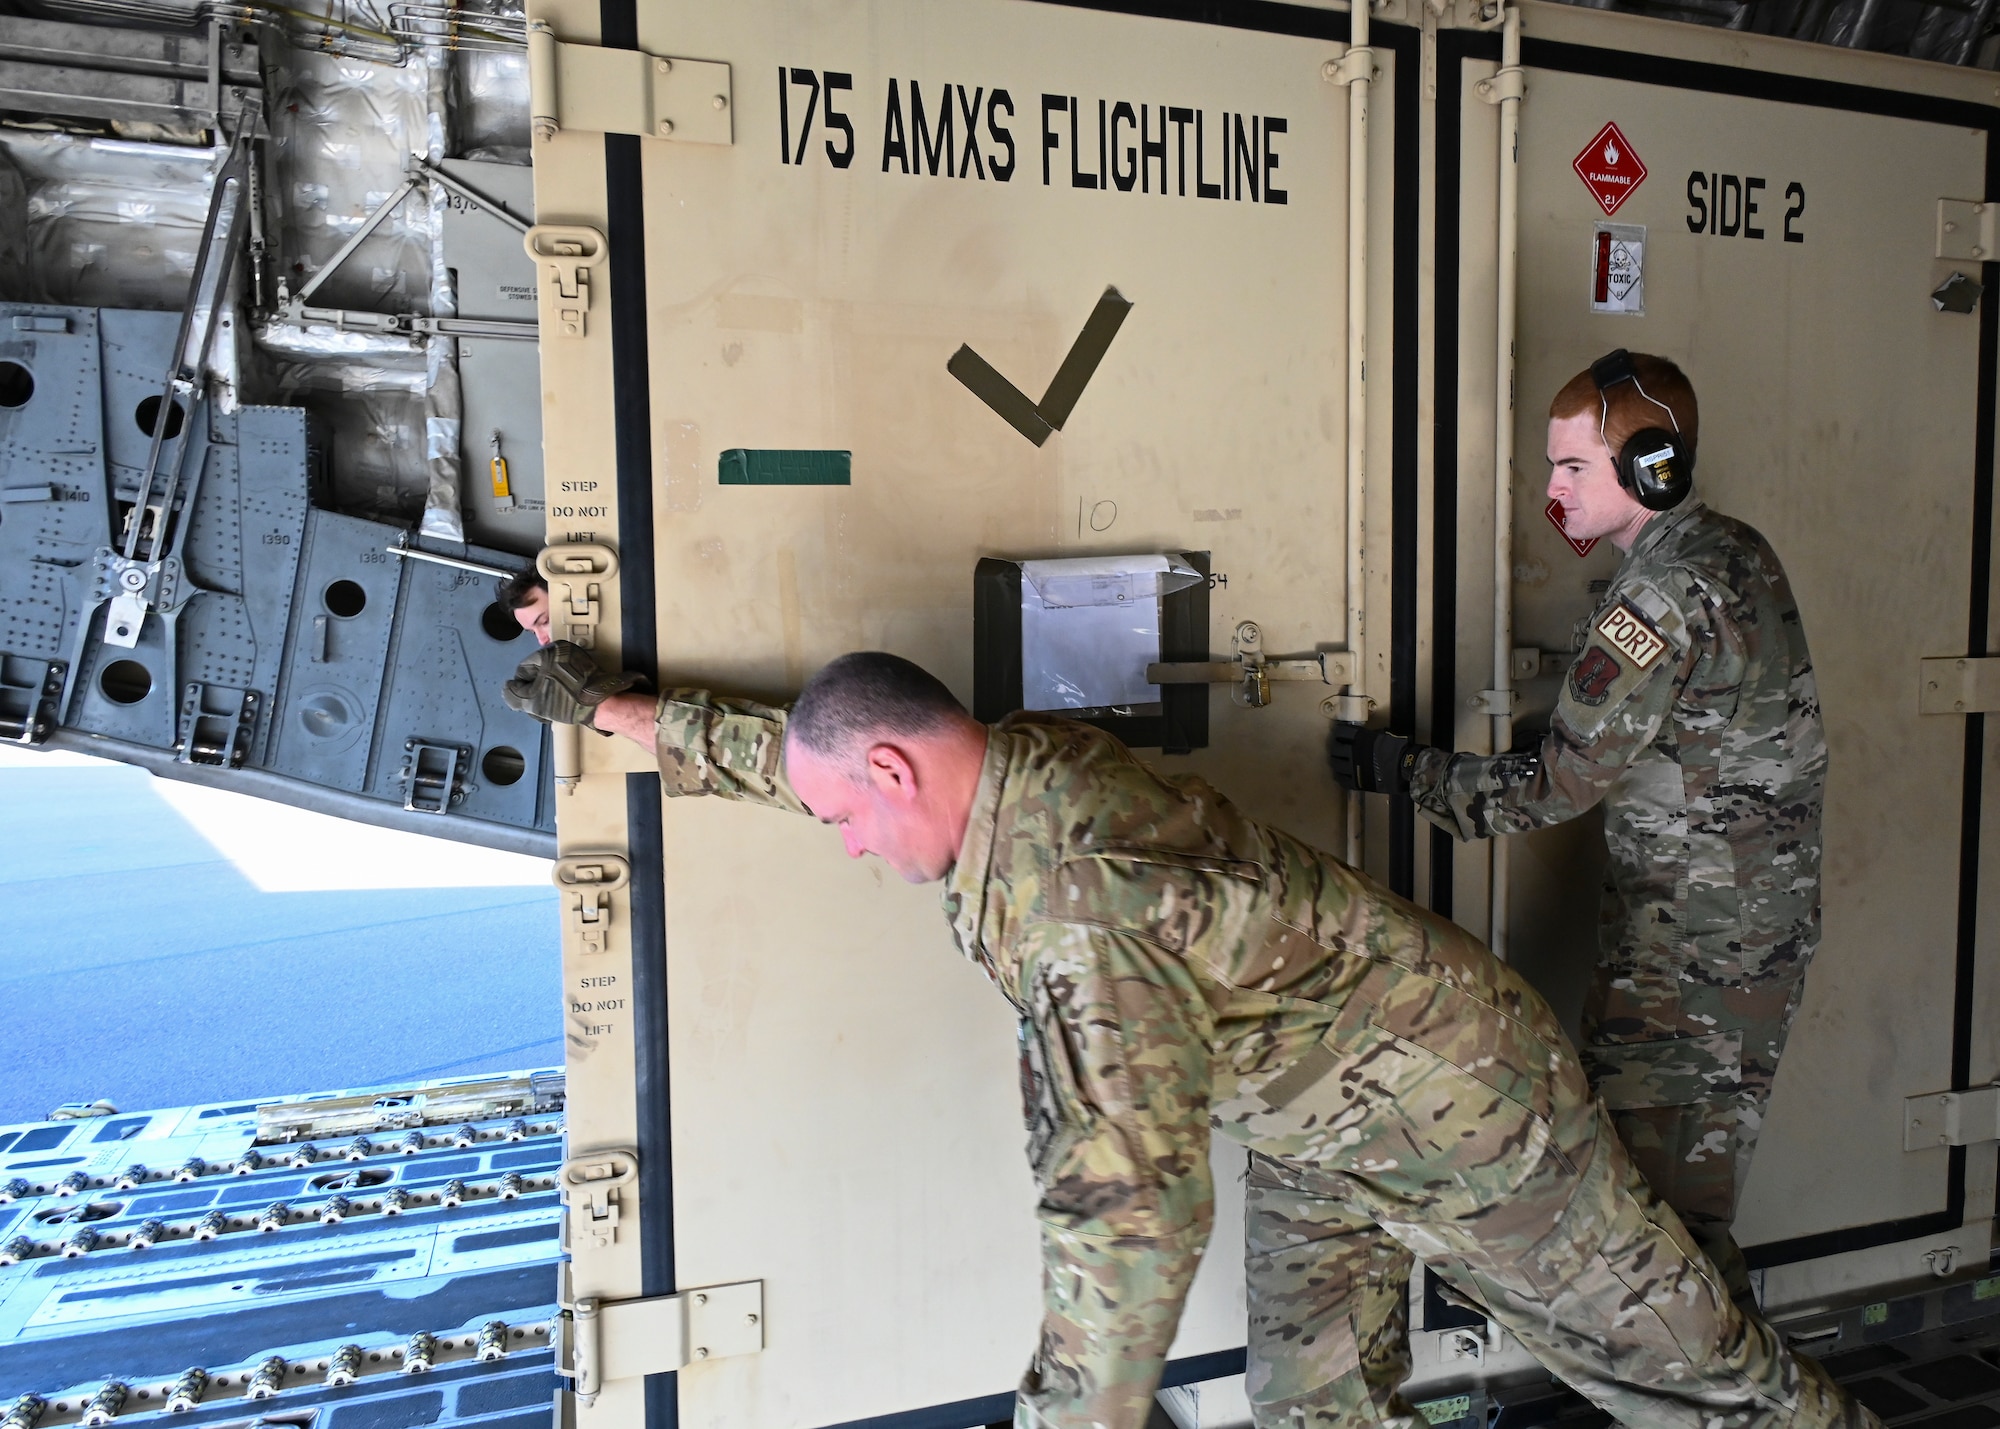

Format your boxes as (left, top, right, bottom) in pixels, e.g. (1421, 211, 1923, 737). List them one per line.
(1596, 601, 1667, 669)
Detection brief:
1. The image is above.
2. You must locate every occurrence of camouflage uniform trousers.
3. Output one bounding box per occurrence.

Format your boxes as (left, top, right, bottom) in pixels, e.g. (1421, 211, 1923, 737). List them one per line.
(1212, 953, 1861, 1429)
(1580, 953, 1810, 1310)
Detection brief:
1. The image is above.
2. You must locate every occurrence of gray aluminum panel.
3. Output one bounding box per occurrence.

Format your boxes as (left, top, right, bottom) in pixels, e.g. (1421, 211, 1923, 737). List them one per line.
(438, 159, 545, 556)
(0, 301, 554, 848)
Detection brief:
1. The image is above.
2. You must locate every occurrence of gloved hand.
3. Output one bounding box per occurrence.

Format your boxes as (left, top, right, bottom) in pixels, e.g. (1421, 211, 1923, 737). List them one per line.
(503, 640, 641, 726)
(1327, 721, 1422, 794)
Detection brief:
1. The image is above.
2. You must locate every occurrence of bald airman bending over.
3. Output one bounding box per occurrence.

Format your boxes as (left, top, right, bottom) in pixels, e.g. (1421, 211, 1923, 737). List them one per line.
(507, 646, 1865, 1429)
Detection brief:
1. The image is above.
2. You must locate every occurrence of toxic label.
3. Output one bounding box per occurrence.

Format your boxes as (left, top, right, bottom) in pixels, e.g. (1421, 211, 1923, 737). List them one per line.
(1547, 497, 1598, 558)
(1590, 223, 1644, 315)
(1573, 122, 1647, 216)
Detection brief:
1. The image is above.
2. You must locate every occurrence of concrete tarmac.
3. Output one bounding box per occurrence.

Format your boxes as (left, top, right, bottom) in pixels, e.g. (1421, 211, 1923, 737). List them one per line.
(0, 752, 560, 1124)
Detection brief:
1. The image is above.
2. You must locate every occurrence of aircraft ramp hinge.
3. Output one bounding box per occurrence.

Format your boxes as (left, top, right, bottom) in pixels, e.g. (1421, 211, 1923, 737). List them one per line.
(1904, 1084, 2000, 1151)
(558, 1277, 765, 1401)
(527, 24, 733, 145)
(552, 854, 629, 957)
(1938, 199, 1998, 262)
(536, 542, 619, 648)
(175, 682, 258, 768)
(1148, 621, 1359, 710)
(397, 739, 468, 814)
(0, 658, 64, 745)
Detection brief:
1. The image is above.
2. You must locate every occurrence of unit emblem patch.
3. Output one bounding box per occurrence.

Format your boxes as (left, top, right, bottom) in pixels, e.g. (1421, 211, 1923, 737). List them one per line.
(1571, 647, 1622, 705)
(1595, 600, 1668, 669)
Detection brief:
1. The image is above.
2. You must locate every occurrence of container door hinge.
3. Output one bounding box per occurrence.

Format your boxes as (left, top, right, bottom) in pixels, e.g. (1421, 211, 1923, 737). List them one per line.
(522, 226, 607, 339)
(552, 854, 629, 957)
(1919, 656, 2000, 714)
(559, 1149, 635, 1250)
(1150, 621, 1361, 712)
(558, 1280, 764, 1401)
(1321, 44, 1376, 87)
(1938, 200, 1998, 262)
(527, 24, 733, 144)
(536, 542, 619, 650)
(1904, 1084, 2000, 1150)
(1474, 66, 1525, 103)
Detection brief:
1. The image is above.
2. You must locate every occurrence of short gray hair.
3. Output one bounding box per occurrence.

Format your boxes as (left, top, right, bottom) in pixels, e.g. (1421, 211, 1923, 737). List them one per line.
(787, 652, 967, 765)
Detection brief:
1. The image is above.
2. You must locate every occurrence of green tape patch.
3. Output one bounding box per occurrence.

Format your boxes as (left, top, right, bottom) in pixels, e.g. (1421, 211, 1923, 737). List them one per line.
(1976, 1276, 2000, 1302)
(1416, 1397, 1473, 1428)
(1863, 1302, 1889, 1326)
(718, 449, 851, 486)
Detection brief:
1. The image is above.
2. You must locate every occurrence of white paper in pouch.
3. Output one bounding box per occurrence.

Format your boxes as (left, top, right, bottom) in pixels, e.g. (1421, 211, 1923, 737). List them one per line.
(1019, 555, 1201, 711)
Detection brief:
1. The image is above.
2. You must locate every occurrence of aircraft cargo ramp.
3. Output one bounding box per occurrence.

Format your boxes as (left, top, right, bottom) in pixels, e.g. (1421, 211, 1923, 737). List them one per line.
(0, 1076, 563, 1429)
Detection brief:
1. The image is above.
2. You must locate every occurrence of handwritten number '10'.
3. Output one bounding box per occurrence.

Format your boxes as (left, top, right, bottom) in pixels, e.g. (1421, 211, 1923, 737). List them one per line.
(781, 68, 856, 168)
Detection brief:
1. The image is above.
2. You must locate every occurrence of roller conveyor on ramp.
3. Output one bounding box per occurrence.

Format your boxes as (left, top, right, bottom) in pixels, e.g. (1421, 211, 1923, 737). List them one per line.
(1388, 1273, 2000, 1429)
(0, 1075, 563, 1429)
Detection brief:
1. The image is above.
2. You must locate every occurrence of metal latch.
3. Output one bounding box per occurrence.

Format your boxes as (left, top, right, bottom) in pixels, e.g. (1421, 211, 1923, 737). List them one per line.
(1149, 621, 1360, 711)
(527, 23, 733, 144)
(537, 542, 619, 649)
(93, 548, 181, 650)
(1455, 0, 1511, 28)
(553, 855, 629, 957)
(561, 1282, 765, 1401)
(523, 226, 608, 339)
(1904, 1084, 2000, 1150)
(1919, 656, 2000, 714)
(537, 542, 620, 797)
(1511, 647, 1570, 681)
(1938, 199, 1997, 262)
(559, 1149, 636, 1250)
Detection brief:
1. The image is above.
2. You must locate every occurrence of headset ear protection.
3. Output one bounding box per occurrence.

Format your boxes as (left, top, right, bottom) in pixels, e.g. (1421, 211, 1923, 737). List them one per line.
(1590, 348, 1694, 512)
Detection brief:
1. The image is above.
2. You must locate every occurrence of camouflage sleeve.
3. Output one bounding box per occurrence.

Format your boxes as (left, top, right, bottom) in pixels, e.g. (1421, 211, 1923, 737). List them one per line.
(1408, 578, 1697, 840)
(651, 689, 809, 816)
(1013, 922, 1217, 1429)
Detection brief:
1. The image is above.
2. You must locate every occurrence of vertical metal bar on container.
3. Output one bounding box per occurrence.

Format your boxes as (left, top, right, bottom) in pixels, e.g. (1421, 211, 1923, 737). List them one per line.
(1346, 0, 1373, 869)
(1489, 3, 1522, 956)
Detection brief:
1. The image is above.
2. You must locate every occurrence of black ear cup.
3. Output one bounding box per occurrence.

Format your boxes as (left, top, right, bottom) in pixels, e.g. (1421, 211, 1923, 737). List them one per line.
(1618, 426, 1694, 511)
(1590, 349, 1694, 512)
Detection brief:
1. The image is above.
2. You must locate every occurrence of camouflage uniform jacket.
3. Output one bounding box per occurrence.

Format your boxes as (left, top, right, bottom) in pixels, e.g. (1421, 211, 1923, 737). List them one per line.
(654, 693, 1586, 1424)
(1407, 501, 1826, 985)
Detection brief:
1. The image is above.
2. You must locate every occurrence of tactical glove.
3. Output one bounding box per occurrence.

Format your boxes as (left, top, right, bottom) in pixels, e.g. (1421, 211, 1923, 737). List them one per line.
(503, 640, 641, 726)
(1327, 721, 1424, 794)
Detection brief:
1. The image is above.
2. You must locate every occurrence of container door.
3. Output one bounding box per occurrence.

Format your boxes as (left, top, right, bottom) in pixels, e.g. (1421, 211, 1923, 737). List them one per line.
(1442, 15, 1997, 1304)
(526, 0, 1406, 1421)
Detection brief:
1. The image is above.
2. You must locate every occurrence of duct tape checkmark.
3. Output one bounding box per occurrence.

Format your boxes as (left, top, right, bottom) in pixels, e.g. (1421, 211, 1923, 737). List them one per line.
(948, 286, 1132, 447)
